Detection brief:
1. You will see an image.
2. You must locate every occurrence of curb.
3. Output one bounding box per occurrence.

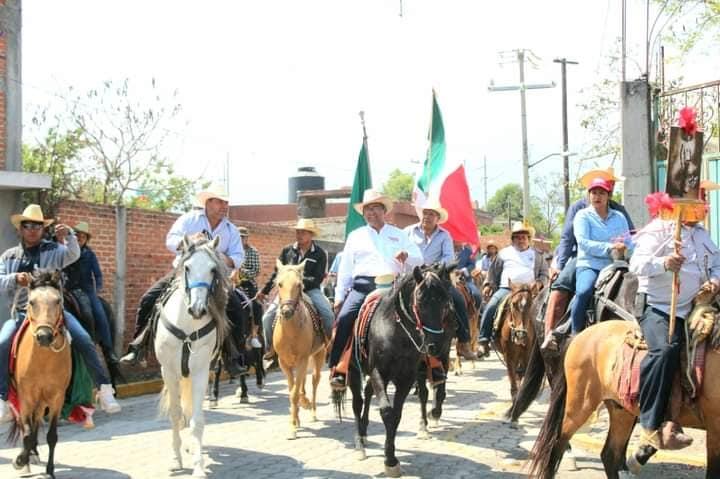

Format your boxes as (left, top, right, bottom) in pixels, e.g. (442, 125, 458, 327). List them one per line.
(114, 368, 255, 399)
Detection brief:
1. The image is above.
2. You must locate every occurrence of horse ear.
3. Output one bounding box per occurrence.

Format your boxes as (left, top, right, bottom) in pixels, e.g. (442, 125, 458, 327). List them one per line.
(413, 266, 424, 283)
(50, 270, 62, 287)
(508, 279, 513, 290)
(298, 259, 307, 273)
(211, 236, 220, 249)
(181, 235, 190, 252)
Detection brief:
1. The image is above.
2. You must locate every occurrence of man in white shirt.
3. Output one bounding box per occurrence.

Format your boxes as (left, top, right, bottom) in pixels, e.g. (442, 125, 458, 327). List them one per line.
(120, 185, 246, 369)
(478, 222, 547, 356)
(630, 210, 720, 450)
(329, 189, 423, 389)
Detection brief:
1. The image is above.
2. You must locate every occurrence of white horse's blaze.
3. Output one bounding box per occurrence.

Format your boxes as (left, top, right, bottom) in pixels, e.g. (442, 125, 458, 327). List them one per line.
(156, 242, 223, 479)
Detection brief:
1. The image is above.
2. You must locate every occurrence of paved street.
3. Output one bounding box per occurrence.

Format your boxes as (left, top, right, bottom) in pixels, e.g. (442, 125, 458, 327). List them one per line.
(0, 355, 707, 478)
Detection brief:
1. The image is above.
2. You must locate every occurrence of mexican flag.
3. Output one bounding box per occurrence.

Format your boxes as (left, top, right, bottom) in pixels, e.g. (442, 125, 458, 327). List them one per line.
(345, 140, 372, 239)
(414, 91, 479, 246)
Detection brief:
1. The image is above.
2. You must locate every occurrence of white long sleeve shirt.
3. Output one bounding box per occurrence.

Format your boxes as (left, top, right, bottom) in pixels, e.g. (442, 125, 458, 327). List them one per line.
(335, 223, 424, 303)
(630, 218, 720, 319)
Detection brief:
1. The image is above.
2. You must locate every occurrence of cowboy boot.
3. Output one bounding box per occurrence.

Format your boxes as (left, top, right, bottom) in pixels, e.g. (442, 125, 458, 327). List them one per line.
(457, 341, 478, 361)
(540, 290, 570, 352)
(660, 421, 694, 450)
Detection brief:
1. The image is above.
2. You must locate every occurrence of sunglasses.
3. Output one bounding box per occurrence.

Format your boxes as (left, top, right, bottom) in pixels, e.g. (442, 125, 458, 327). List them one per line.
(21, 222, 44, 231)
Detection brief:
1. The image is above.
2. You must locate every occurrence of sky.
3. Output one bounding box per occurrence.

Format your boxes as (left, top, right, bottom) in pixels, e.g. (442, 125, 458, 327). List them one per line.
(20, 1, 720, 207)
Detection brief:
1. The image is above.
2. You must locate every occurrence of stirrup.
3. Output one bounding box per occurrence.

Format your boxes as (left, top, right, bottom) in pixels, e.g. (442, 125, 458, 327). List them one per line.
(330, 373, 346, 391)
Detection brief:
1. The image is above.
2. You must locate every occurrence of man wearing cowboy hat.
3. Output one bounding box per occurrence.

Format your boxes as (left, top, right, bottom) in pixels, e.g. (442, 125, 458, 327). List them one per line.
(541, 167, 635, 352)
(120, 184, 246, 365)
(234, 226, 261, 298)
(329, 189, 423, 388)
(0, 205, 121, 420)
(63, 221, 119, 368)
(477, 221, 548, 356)
(256, 218, 332, 359)
(404, 200, 477, 360)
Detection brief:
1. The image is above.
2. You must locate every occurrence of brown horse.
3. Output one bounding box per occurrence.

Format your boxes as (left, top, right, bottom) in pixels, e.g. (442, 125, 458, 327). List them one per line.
(529, 318, 720, 479)
(10, 270, 72, 478)
(273, 260, 327, 439)
(451, 274, 480, 373)
(493, 281, 539, 408)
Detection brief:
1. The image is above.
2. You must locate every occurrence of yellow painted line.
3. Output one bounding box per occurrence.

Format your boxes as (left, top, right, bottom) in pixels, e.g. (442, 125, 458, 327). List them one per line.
(115, 379, 163, 398)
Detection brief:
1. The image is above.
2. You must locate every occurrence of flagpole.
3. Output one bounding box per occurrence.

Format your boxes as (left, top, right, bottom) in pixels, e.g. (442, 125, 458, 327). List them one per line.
(359, 110, 369, 160)
(422, 90, 436, 192)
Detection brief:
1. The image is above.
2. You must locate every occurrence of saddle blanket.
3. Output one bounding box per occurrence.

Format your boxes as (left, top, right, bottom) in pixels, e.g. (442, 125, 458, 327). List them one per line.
(354, 289, 384, 359)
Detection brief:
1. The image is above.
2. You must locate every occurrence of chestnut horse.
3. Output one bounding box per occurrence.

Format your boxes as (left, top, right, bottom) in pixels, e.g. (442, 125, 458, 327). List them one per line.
(529, 319, 720, 479)
(9, 270, 72, 479)
(493, 281, 539, 409)
(273, 260, 327, 439)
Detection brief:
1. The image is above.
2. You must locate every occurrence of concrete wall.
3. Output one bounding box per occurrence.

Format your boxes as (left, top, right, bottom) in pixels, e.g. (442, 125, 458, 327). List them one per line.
(621, 80, 653, 226)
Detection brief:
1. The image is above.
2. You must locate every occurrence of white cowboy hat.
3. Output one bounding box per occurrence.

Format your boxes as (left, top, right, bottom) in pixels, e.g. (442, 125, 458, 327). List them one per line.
(11, 204, 54, 229)
(510, 221, 536, 239)
(579, 166, 625, 189)
(195, 183, 230, 206)
(420, 198, 449, 224)
(293, 218, 321, 236)
(74, 221, 91, 238)
(353, 189, 394, 215)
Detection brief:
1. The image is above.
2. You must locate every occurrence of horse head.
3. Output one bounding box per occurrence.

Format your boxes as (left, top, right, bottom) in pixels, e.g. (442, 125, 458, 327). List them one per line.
(27, 269, 64, 348)
(179, 235, 223, 319)
(276, 259, 305, 319)
(507, 280, 535, 347)
(407, 264, 454, 356)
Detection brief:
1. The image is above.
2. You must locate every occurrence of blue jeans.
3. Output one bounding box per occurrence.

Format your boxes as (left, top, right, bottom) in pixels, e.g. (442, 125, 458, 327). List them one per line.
(450, 286, 471, 342)
(551, 256, 577, 293)
(0, 311, 110, 400)
(569, 267, 599, 334)
(479, 287, 511, 341)
(638, 306, 683, 430)
(466, 281, 482, 309)
(329, 277, 375, 368)
(87, 290, 113, 349)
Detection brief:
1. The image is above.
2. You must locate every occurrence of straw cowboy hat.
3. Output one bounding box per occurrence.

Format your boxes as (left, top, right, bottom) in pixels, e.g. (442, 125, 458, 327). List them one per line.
(237, 226, 250, 237)
(293, 218, 321, 236)
(353, 189, 394, 215)
(485, 239, 498, 250)
(420, 198, 449, 224)
(579, 167, 625, 189)
(11, 204, 54, 229)
(195, 183, 230, 206)
(74, 221, 92, 238)
(510, 221, 536, 239)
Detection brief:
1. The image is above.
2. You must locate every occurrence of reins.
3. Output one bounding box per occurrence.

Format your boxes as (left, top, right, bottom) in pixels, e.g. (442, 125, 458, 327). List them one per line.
(395, 272, 449, 354)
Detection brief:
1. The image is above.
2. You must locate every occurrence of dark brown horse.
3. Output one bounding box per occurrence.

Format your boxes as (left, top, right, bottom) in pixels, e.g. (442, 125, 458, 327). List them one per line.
(493, 281, 539, 410)
(10, 270, 72, 479)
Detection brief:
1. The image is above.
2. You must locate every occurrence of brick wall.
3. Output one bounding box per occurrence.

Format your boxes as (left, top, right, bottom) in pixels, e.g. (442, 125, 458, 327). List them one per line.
(56, 200, 296, 349)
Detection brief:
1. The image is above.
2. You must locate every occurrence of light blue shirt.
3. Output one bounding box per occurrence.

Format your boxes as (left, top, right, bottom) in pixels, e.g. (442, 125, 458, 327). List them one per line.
(573, 206, 631, 270)
(404, 223, 454, 266)
(166, 210, 245, 268)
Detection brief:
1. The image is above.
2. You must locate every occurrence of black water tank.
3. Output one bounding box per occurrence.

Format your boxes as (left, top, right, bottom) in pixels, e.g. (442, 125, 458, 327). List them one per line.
(288, 166, 324, 203)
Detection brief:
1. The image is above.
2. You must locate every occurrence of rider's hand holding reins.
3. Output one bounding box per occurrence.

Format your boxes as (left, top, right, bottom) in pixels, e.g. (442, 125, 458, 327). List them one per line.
(700, 280, 720, 297)
(394, 251, 408, 264)
(16, 272, 31, 287)
(549, 267, 560, 282)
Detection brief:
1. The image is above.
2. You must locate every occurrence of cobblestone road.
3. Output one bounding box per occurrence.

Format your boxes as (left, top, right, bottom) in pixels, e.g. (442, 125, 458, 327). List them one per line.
(0, 356, 707, 478)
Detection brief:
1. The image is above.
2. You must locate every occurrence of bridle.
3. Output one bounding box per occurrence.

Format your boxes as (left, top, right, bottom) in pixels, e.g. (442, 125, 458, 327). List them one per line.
(507, 287, 532, 345)
(27, 293, 68, 353)
(181, 245, 218, 305)
(277, 269, 303, 319)
(396, 272, 450, 353)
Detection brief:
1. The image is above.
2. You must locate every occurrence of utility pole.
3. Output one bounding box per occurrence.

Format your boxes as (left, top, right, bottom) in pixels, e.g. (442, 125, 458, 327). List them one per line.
(489, 49, 555, 221)
(553, 58, 578, 211)
(483, 155, 488, 208)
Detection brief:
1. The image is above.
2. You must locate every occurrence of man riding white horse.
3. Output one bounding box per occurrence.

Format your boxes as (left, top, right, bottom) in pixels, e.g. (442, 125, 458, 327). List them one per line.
(120, 185, 248, 374)
(0, 204, 121, 421)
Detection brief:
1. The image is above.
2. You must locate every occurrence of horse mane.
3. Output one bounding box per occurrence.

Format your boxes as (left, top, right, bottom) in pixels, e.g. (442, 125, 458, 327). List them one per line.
(173, 237, 232, 347)
(29, 269, 62, 291)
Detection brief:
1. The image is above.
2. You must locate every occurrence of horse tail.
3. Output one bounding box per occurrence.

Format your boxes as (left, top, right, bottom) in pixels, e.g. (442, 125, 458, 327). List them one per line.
(180, 377, 193, 420)
(506, 332, 545, 421)
(528, 366, 568, 479)
(331, 388, 346, 421)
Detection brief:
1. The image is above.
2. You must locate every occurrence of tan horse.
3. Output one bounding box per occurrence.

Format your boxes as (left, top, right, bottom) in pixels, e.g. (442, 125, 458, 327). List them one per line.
(273, 260, 327, 439)
(10, 270, 72, 478)
(529, 318, 720, 479)
(493, 281, 538, 407)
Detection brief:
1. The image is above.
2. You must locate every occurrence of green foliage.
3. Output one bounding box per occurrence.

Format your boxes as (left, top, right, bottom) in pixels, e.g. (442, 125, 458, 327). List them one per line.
(479, 224, 505, 235)
(528, 174, 564, 240)
(655, 0, 720, 54)
(382, 169, 415, 201)
(21, 128, 86, 216)
(486, 183, 523, 222)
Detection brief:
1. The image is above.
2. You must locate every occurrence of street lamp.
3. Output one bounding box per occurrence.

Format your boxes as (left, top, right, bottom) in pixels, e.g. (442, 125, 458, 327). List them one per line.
(528, 151, 577, 211)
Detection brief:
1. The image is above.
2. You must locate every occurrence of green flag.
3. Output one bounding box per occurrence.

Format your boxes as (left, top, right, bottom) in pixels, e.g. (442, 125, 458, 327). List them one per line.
(345, 142, 372, 238)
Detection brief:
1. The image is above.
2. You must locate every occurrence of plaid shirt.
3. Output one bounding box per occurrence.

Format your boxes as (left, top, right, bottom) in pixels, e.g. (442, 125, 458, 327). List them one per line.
(237, 245, 260, 289)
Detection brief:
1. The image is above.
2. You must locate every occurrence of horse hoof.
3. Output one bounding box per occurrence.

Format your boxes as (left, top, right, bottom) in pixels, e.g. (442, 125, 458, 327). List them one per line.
(208, 399, 218, 409)
(239, 396, 249, 404)
(355, 448, 367, 461)
(564, 452, 578, 471)
(429, 418, 439, 428)
(169, 459, 183, 471)
(287, 429, 297, 440)
(192, 467, 207, 478)
(508, 420, 519, 429)
(384, 464, 402, 477)
(626, 453, 642, 475)
(235, 387, 244, 398)
(361, 436, 368, 446)
(257, 381, 264, 390)
(29, 452, 41, 465)
(417, 429, 429, 440)
(312, 414, 318, 422)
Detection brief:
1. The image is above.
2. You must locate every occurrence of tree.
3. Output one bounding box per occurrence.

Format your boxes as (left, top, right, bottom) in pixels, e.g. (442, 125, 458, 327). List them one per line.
(529, 175, 564, 240)
(382, 169, 414, 201)
(21, 128, 87, 216)
(486, 183, 523, 224)
(656, 0, 720, 53)
(26, 79, 203, 212)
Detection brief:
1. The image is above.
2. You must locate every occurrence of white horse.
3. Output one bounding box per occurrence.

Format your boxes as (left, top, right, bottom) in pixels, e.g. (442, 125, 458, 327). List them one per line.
(155, 235, 231, 478)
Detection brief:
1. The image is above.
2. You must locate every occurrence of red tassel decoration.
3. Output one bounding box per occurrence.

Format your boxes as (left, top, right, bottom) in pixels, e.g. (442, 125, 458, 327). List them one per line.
(644, 192, 675, 218)
(678, 107, 698, 137)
